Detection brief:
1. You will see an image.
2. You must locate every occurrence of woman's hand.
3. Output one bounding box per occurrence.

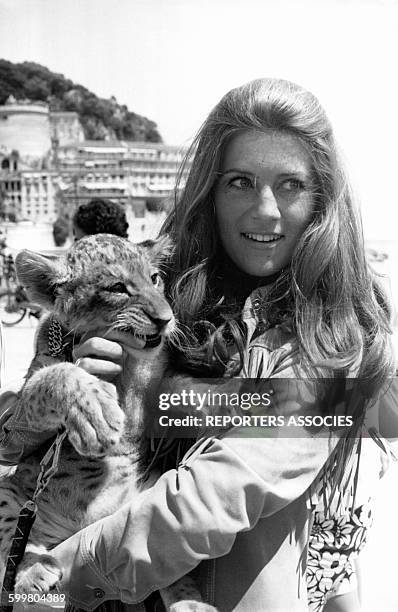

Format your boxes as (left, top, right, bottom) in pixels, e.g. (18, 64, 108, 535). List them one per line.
(72, 330, 148, 381)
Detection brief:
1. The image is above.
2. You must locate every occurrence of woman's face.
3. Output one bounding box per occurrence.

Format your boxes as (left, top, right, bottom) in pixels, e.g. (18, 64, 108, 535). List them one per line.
(214, 129, 314, 277)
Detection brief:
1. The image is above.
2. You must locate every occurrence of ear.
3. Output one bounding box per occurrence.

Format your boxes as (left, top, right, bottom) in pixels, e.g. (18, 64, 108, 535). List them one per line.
(139, 234, 174, 266)
(15, 250, 63, 308)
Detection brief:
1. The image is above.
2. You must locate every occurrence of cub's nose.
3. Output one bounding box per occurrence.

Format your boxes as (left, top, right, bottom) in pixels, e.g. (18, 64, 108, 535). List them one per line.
(147, 313, 173, 330)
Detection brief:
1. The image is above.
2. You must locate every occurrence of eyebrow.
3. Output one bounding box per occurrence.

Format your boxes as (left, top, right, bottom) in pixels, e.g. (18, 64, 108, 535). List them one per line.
(218, 169, 311, 179)
(217, 169, 256, 176)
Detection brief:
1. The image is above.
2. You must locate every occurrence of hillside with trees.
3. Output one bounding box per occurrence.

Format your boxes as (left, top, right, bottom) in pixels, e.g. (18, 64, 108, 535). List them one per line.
(0, 59, 162, 142)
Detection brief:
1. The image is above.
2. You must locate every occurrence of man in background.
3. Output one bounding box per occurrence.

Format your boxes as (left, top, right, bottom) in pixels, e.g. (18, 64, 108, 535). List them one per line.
(72, 198, 129, 241)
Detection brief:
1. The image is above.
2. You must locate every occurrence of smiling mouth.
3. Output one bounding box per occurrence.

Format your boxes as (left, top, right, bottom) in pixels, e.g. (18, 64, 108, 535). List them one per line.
(242, 233, 283, 243)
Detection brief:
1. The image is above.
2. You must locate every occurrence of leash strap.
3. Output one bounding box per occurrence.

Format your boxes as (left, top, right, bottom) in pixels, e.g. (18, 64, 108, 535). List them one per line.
(0, 501, 37, 611)
(0, 429, 67, 612)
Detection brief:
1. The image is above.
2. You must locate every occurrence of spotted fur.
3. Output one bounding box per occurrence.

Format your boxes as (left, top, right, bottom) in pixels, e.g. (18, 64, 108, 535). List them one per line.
(0, 234, 216, 612)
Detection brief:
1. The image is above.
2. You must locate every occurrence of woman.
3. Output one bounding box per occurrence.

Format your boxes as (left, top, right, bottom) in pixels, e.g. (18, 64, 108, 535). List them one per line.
(1, 78, 395, 611)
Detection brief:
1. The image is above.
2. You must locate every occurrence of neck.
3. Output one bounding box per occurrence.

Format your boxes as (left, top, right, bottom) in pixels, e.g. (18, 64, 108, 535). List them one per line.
(216, 251, 282, 304)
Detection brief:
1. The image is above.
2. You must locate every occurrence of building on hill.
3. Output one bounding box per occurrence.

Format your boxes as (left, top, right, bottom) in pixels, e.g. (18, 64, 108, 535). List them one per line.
(50, 111, 85, 148)
(0, 148, 59, 222)
(0, 97, 85, 158)
(0, 150, 21, 221)
(55, 140, 189, 220)
(0, 98, 52, 158)
(0, 97, 191, 223)
(19, 170, 59, 221)
(0, 98, 85, 222)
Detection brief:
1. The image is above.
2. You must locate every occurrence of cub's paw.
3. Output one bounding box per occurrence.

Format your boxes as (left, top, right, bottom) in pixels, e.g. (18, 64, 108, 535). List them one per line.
(161, 576, 218, 612)
(23, 362, 125, 457)
(169, 603, 218, 612)
(64, 368, 125, 456)
(15, 554, 62, 596)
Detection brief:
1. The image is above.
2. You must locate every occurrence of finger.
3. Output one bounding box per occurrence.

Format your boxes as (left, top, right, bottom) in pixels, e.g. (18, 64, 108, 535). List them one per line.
(103, 330, 160, 361)
(73, 357, 122, 380)
(102, 329, 147, 351)
(79, 328, 145, 351)
(73, 337, 123, 362)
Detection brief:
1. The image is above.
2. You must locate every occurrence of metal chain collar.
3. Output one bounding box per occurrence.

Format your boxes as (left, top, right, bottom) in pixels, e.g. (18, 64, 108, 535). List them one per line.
(47, 318, 65, 358)
(32, 429, 68, 503)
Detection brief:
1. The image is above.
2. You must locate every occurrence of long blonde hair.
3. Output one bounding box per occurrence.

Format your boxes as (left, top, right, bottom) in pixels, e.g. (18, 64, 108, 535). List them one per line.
(163, 78, 394, 394)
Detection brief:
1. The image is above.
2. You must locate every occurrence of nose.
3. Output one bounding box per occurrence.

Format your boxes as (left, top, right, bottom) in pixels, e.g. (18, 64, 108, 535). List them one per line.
(146, 312, 173, 330)
(253, 186, 280, 219)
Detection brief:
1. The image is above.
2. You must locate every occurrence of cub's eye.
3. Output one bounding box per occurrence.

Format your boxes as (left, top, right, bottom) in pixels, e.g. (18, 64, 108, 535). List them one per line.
(151, 272, 161, 287)
(106, 282, 129, 294)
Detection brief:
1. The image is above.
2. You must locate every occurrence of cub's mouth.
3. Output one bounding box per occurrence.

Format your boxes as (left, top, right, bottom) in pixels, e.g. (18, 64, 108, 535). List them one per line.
(143, 333, 162, 348)
(115, 327, 163, 349)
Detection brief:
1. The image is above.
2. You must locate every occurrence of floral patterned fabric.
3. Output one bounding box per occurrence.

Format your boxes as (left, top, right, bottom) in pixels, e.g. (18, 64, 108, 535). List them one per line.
(307, 501, 374, 611)
(238, 287, 379, 611)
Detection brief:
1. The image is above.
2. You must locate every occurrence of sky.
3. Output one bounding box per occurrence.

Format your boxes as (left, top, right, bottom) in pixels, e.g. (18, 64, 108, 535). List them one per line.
(0, 0, 398, 240)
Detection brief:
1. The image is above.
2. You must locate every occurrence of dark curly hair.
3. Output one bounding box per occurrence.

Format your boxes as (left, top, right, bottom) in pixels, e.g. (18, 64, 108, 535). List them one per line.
(73, 199, 129, 239)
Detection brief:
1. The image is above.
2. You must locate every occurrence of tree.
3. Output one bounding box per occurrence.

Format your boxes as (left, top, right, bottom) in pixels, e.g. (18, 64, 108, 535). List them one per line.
(0, 60, 162, 142)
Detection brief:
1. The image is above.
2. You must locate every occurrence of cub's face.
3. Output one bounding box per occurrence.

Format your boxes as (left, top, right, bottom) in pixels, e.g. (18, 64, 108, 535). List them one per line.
(16, 234, 175, 347)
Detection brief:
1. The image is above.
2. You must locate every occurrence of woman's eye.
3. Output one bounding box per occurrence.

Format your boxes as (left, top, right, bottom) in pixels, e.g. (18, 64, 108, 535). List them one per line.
(106, 282, 129, 294)
(151, 272, 160, 287)
(279, 178, 305, 192)
(228, 176, 253, 190)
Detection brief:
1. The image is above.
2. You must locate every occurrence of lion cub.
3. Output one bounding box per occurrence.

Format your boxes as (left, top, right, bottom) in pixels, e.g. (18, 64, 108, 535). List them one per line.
(0, 234, 215, 612)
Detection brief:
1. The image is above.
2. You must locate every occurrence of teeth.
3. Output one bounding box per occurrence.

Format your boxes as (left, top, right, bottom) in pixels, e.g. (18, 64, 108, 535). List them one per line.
(244, 233, 281, 243)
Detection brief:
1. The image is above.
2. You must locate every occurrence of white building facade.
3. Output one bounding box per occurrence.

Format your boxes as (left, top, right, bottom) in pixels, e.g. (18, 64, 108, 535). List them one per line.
(0, 98, 191, 224)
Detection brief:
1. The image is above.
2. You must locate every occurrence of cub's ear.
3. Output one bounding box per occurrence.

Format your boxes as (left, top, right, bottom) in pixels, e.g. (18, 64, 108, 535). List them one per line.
(15, 250, 63, 309)
(139, 234, 174, 265)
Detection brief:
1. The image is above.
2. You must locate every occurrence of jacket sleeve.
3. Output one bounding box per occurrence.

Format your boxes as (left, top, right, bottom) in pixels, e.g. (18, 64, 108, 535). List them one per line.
(52, 425, 341, 610)
(0, 389, 57, 465)
(0, 389, 25, 465)
(0, 315, 60, 465)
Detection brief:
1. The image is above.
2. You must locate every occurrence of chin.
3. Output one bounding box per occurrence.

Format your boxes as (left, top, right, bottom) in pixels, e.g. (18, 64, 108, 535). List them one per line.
(240, 263, 280, 278)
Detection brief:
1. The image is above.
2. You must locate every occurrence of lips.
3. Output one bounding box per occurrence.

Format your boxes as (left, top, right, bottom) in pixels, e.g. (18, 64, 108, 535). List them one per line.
(112, 326, 162, 349)
(242, 232, 283, 243)
(144, 334, 162, 348)
(129, 330, 162, 348)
